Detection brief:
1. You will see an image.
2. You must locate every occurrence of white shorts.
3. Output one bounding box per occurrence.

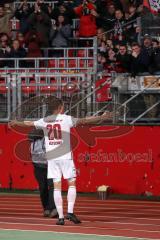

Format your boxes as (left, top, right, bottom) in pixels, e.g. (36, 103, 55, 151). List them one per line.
(47, 159, 76, 181)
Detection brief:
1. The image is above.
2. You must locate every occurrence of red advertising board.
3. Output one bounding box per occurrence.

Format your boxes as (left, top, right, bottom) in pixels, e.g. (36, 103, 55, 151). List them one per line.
(0, 124, 160, 195)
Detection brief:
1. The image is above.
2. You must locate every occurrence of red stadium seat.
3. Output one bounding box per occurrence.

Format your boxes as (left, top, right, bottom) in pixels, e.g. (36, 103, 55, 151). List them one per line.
(95, 77, 112, 102)
(0, 81, 8, 94)
(48, 60, 56, 68)
(40, 80, 58, 93)
(68, 59, 76, 68)
(77, 49, 86, 57)
(21, 80, 36, 94)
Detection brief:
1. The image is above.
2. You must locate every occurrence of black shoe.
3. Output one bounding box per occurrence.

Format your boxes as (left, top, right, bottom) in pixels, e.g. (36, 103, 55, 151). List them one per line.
(43, 210, 50, 217)
(66, 213, 81, 224)
(49, 209, 58, 218)
(56, 218, 65, 225)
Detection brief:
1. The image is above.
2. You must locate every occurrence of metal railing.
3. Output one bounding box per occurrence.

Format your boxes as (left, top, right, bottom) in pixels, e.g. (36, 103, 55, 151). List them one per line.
(13, 1, 59, 9)
(111, 74, 160, 124)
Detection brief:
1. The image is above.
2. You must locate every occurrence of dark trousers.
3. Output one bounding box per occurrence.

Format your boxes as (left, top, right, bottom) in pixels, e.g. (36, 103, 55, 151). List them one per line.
(33, 163, 56, 211)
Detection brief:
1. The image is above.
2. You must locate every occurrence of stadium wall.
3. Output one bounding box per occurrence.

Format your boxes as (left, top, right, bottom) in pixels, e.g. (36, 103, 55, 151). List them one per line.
(0, 124, 160, 196)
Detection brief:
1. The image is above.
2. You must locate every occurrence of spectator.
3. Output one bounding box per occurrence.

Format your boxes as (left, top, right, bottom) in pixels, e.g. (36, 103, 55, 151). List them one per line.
(116, 44, 132, 72)
(6, 39, 26, 67)
(8, 39, 26, 58)
(130, 42, 150, 76)
(125, 4, 140, 43)
(50, 15, 72, 49)
(113, 9, 126, 44)
(50, 1, 75, 24)
(74, 0, 98, 37)
(0, 5, 14, 36)
(28, 2, 51, 47)
(96, 3, 116, 30)
(14, 1, 33, 35)
(25, 30, 43, 67)
(149, 39, 160, 73)
(16, 32, 25, 48)
(142, 35, 153, 57)
(0, 33, 11, 67)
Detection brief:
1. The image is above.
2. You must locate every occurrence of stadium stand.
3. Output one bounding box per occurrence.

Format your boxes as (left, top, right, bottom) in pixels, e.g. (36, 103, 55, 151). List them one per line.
(0, 0, 160, 123)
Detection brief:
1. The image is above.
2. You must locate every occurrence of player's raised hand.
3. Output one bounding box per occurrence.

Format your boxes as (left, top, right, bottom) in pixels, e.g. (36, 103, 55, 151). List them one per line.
(102, 111, 113, 119)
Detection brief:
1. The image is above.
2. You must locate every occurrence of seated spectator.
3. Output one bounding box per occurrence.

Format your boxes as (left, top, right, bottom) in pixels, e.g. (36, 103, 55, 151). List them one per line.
(8, 39, 26, 58)
(50, 14, 72, 50)
(7, 39, 26, 67)
(74, 0, 98, 37)
(28, 2, 51, 47)
(0, 33, 10, 49)
(97, 52, 107, 72)
(14, 0, 33, 35)
(0, 33, 11, 67)
(130, 42, 150, 76)
(0, 5, 14, 36)
(16, 32, 25, 48)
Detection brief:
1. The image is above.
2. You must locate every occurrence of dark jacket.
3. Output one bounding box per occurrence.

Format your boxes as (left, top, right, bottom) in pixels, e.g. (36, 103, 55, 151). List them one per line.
(130, 49, 150, 76)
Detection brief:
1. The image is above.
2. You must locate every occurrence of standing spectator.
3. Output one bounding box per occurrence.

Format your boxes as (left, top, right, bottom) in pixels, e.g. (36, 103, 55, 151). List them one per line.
(96, 3, 116, 30)
(130, 42, 150, 76)
(50, 15, 72, 49)
(74, 0, 98, 37)
(113, 9, 126, 44)
(25, 30, 43, 67)
(142, 35, 153, 57)
(50, 1, 75, 25)
(116, 44, 132, 72)
(28, 2, 51, 47)
(14, 0, 33, 35)
(149, 39, 160, 73)
(125, 4, 140, 43)
(0, 5, 14, 36)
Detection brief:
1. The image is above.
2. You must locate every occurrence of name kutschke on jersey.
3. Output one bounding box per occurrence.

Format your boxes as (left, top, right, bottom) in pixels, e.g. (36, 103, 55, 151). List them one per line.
(48, 118, 63, 146)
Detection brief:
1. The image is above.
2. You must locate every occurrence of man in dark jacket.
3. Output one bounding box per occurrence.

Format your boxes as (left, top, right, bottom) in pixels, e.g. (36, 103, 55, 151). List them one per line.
(29, 128, 57, 218)
(130, 42, 150, 76)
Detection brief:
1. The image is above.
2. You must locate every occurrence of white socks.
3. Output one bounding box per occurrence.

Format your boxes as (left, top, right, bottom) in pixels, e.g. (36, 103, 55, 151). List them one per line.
(67, 186, 76, 214)
(54, 186, 76, 218)
(54, 189, 63, 219)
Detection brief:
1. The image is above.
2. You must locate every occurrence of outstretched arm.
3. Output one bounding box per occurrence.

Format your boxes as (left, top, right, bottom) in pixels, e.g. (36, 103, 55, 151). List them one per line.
(76, 112, 113, 126)
(9, 120, 35, 127)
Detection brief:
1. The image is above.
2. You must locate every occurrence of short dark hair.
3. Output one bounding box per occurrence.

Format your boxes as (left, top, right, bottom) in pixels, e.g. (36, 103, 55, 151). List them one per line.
(131, 42, 140, 48)
(46, 96, 63, 114)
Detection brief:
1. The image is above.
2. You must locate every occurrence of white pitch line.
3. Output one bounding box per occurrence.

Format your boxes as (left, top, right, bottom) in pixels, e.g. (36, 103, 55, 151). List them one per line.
(0, 228, 155, 240)
(0, 221, 160, 234)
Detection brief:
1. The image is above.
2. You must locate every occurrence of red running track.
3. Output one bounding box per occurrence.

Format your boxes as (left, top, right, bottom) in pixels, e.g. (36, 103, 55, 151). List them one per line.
(0, 194, 160, 239)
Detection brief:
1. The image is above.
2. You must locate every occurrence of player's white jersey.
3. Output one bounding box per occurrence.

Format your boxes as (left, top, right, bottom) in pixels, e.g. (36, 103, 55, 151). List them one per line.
(34, 114, 76, 161)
